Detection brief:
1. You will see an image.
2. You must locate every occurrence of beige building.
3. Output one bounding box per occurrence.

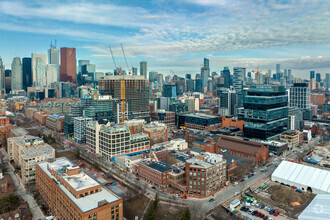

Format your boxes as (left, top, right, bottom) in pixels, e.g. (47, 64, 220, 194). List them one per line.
(7, 135, 55, 185)
(280, 130, 300, 149)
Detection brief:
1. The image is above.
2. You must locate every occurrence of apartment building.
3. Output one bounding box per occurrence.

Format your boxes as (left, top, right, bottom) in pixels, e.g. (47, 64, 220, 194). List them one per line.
(142, 121, 168, 145)
(86, 121, 150, 160)
(45, 114, 65, 132)
(36, 157, 123, 220)
(185, 153, 227, 198)
(7, 135, 55, 185)
(74, 117, 93, 143)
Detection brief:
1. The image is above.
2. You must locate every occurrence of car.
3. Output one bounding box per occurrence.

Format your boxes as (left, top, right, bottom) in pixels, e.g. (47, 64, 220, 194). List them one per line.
(263, 216, 268, 220)
(174, 194, 180, 198)
(252, 201, 257, 206)
(252, 211, 258, 216)
(274, 211, 279, 216)
(234, 192, 240, 195)
(151, 186, 156, 189)
(256, 203, 261, 208)
(244, 207, 249, 212)
(181, 195, 187, 199)
(233, 182, 238, 186)
(240, 206, 246, 211)
(264, 206, 269, 211)
(255, 212, 261, 217)
(291, 186, 297, 189)
(255, 189, 259, 193)
(260, 214, 265, 218)
(260, 205, 265, 209)
(269, 210, 275, 214)
(248, 209, 254, 214)
(209, 198, 215, 203)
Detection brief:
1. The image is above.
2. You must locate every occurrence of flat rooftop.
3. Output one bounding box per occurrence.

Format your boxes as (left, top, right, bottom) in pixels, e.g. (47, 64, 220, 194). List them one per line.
(21, 144, 54, 159)
(184, 113, 218, 119)
(37, 157, 121, 213)
(10, 128, 29, 136)
(145, 161, 174, 173)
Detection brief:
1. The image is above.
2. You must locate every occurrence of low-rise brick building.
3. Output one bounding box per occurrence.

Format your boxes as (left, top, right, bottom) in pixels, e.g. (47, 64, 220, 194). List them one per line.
(280, 130, 300, 149)
(137, 161, 175, 189)
(34, 111, 47, 125)
(45, 114, 65, 132)
(143, 121, 168, 145)
(217, 136, 269, 165)
(221, 116, 244, 130)
(36, 157, 123, 220)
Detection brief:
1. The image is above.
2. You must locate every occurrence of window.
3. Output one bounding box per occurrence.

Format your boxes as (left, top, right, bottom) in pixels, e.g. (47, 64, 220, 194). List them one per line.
(93, 213, 97, 216)
(85, 192, 88, 196)
(88, 215, 92, 219)
(90, 191, 94, 194)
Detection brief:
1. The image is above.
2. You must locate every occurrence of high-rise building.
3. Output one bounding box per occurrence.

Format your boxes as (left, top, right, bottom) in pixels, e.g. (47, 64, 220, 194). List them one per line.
(244, 85, 288, 140)
(287, 69, 292, 83)
(140, 61, 147, 79)
(195, 79, 203, 93)
(201, 58, 210, 88)
(204, 58, 209, 68)
(316, 73, 321, 82)
(11, 57, 23, 91)
(326, 73, 330, 90)
(48, 47, 59, 65)
(46, 64, 60, 86)
(132, 67, 138, 75)
(276, 64, 281, 79)
(310, 71, 315, 80)
(156, 73, 164, 85)
(78, 60, 90, 74)
(32, 53, 47, 87)
(233, 67, 246, 90)
(0, 57, 4, 90)
(22, 57, 32, 91)
(186, 79, 195, 92)
(74, 117, 93, 143)
(163, 84, 176, 97)
(98, 75, 150, 120)
(185, 74, 191, 80)
(149, 71, 158, 82)
(290, 83, 311, 120)
(221, 67, 230, 88)
(35, 57, 47, 87)
(60, 47, 76, 83)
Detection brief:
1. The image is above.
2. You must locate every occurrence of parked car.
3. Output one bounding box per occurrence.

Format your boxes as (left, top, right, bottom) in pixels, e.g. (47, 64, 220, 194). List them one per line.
(291, 186, 297, 189)
(252, 211, 258, 216)
(181, 195, 187, 199)
(256, 203, 261, 208)
(233, 182, 238, 186)
(234, 192, 240, 196)
(260, 205, 265, 209)
(255, 212, 261, 217)
(209, 198, 215, 203)
(252, 201, 257, 206)
(296, 189, 302, 193)
(269, 210, 275, 214)
(274, 211, 279, 216)
(240, 206, 246, 211)
(248, 209, 254, 214)
(260, 214, 265, 218)
(263, 216, 268, 220)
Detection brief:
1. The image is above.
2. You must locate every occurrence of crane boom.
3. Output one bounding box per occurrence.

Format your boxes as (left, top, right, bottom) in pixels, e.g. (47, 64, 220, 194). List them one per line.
(109, 46, 117, 69)
(120, 43, 130, 71)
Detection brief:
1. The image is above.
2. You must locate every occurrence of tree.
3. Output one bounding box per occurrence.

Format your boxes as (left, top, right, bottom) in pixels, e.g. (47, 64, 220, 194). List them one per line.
(181, 207, 191, 220)
(145, 194, 159, 220)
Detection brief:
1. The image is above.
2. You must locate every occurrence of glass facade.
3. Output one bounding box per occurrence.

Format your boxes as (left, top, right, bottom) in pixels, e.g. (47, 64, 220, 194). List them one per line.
(243, 85, 288, 140)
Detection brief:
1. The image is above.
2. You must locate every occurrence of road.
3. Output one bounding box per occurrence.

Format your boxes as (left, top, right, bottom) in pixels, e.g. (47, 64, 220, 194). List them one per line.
(1, 149, 44, 220)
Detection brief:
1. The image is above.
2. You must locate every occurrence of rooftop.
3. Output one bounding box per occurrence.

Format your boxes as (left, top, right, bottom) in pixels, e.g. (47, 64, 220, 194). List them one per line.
(37, 157, 121, 213)
(184, 113, 218, 119)
(145, 161, 174, 173)
(10, 128, 29, 137)
(217, 136, 265, 155)
(21, 144, 54, 159)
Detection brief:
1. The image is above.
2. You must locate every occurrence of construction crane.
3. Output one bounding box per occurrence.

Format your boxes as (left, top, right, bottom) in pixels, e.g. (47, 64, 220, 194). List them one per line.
(109, 46, 118, 69)
(120, 43, 130, 74)
(251, 68, 267, 84)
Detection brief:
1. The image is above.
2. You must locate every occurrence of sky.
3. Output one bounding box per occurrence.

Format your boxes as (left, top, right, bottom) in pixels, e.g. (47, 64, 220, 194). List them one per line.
(1, 0, 330, 79)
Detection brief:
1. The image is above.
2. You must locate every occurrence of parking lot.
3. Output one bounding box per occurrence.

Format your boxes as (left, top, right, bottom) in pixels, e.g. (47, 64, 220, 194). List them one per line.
(237, 203, 288, 220)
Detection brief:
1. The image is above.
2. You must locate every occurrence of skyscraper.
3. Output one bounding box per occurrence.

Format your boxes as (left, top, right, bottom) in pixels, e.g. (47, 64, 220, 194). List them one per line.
(46, 64, 60, 86)
(201, 58, 210, 88)
(22, 57, 32, 91)
(149, 71, 158, 82)
(60, 47, 76, 83)
(35, 57, 46, 87)
(132, 67, 137, 75)
(310, 71, 315, 80)
(316, 73, 321, 82)
(78, 60, 89, 74)
(287, 69, 292, 83)
(140, 61, 147, 79)
(48, 46, 59, 65)
(221, 67, 230, 88)
(276, 64, 281, 80)
(11, 57, 23, 91)
(185, 74, 191, 80)
(233, 67, 246, 90)
(0, 57, 4, 90)
(32, 53, 47, 87)
(290, 83, 311, 120)
(326, 73, 330, 90)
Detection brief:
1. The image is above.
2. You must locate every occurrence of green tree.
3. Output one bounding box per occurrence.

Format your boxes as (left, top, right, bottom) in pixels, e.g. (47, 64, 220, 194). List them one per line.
(145, 194, 159, 220)
(181, 207, 191, 220)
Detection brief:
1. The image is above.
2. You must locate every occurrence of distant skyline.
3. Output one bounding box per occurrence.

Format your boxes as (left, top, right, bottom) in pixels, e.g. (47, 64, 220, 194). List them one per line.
(1, 0, 330, 79)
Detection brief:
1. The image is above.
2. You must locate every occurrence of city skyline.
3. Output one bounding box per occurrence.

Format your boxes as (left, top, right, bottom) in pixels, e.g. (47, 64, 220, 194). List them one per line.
(1, 0, 330, 78)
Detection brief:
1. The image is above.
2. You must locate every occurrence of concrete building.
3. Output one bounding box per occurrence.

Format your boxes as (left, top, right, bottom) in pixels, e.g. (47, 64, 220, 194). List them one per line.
(280, 130, 300, 149)
(7, 135, 55, 185)
(152, 139, 188, 151)
(46, 64, 60, 85)
(290, 83, 311, 120)
(142, 121, 168, 145)
(140, 61, 147, 79)
(185, 152, 227, 197)
(233, 67, 246, 91)
(0, 57, 4, 90)
(36, 157, 123, 220)
(11, 57, 23, 91)
(60, 47, 76, 83)
(48, 46, 59, 65)
(74, 117, 93, 144)
(32, 53, 47, 87)
(86, 121, 150, 160)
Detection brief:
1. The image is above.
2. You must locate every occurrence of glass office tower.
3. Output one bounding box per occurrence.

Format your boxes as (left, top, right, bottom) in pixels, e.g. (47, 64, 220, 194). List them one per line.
(243, 85, 288, 140)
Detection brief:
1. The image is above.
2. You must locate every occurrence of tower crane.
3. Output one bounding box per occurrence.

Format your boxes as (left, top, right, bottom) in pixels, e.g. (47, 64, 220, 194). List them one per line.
(120, 43, 131, 74)
(251, 68, 267, 84)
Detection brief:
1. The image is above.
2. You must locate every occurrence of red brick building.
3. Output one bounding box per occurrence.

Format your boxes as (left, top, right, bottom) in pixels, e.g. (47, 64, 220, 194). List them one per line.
(137, 161, 174, 189)
(34, 111, 47, 125)
(221, 116, 245, 130)
(217, 136, 269, 165)
(143, 121, 168, 145)
(0, 112, 17, 149)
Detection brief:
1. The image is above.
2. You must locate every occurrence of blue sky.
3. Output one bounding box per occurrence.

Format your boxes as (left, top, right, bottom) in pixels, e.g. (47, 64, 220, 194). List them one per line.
(1, 0, 330, 79)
